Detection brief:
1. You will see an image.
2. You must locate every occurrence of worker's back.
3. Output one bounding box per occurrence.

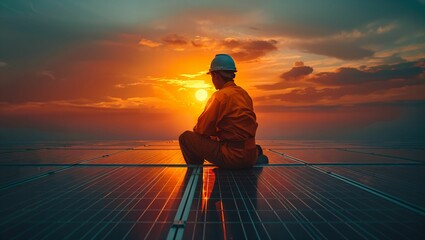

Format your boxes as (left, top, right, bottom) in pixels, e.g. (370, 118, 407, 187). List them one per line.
(214, 82, 258, 141)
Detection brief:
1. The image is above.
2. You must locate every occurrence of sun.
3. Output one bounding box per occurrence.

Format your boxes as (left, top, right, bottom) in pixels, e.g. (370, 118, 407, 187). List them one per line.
(195, 89, 208, 101)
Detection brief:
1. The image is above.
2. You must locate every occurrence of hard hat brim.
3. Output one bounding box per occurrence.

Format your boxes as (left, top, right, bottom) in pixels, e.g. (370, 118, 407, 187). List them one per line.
(206, 69, 237, 75)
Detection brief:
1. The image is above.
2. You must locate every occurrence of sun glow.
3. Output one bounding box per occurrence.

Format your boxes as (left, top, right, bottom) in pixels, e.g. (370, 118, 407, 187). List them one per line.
(195, 89, 208, 101)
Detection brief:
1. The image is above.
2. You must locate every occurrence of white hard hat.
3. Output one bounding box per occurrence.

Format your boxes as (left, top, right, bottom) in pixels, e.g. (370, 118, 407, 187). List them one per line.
(208, 54, 237, 74)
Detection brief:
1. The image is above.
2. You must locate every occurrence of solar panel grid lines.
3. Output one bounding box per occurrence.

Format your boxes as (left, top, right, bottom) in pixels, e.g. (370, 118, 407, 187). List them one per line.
(0, 167, 123, 238)
(317, 165, 425, 209)
(258, 168, 414, 239)
(0, 167, 118, 218)
(186, 168, 314, 240)
(260, 168, 357, 239)
(308, 164, 425, 217)
(271, 147, 425, 216)
(230, 170, 288, 240)
(245, 171, 298, 239)
(0, 149, 128, 190)
(28, 169, 135, 240)
(188, 169, 209, 240)
(15, 169, 180, 240)
(95, 168, 186, 240)
(228, 170, 263, 240)
(101, 167, 182, 239)
(40, 167, 151, 240)
(13, 167, 133, 239)
(262, 169, 351, 240)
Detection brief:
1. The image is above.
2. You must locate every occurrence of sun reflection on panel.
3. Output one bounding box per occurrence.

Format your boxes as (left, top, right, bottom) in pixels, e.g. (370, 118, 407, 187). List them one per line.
(201, 168, 216, 212)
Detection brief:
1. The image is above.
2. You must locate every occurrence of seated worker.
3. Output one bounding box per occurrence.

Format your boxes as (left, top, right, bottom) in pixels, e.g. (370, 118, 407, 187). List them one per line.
(179, 54, 268, 169)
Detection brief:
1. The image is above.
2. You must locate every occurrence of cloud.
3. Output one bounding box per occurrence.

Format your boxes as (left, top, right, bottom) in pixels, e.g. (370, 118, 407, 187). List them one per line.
(37, 71, 56, 81)
(312, 60, 425, 86)
(191, 36, 215, 49)
(280, 64, 313, 81)
(256, 59, 425, 103)
(162, 34, 188, 45)
(157, 77, 211, 89)
(221, 38, 278, 61)
(139, 38, 161, 47)
(180, 71, 206, 78)
(257, 61, 314, 89)
(293, 61, 304, 67)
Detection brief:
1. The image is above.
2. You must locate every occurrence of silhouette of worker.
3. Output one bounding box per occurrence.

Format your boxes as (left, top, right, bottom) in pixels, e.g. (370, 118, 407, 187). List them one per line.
(179, 54, 268, 169)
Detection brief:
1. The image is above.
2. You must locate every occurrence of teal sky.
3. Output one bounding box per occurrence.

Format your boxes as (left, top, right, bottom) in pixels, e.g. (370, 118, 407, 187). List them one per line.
(1, 0, 424, 141)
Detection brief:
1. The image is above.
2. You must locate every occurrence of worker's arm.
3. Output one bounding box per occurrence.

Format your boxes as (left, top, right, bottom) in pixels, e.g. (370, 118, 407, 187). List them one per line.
(193, 93, 222, 137)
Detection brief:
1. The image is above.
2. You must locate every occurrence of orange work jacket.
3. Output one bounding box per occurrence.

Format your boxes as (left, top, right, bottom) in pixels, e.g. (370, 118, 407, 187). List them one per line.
(194, 81, 258, 168)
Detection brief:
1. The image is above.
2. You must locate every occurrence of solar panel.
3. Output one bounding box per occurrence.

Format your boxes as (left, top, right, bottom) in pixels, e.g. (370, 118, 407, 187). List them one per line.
(272, 149, 417, 164)
(344, 148, 425, 163)
(0, 141, 424, 239)
(0, 167, 188, 239)
(318, 165, 425, 208)
(0, 166, 59, 186)
(263, 149, 300, 164)
(86, 150, 186, 164)
(0, 149, 119, 164)
(185, 167, 424, 239)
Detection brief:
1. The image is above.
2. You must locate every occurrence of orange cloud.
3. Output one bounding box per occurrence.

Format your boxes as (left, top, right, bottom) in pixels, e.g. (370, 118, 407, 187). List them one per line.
(138, 38, 162, 47)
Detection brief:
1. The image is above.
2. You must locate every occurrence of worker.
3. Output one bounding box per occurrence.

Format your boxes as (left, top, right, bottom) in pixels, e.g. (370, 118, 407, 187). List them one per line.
(179, 54, 267, 169)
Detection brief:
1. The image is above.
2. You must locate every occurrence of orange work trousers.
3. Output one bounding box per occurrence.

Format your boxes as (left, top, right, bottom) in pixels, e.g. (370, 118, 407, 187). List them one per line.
(179, 131, 257, 169)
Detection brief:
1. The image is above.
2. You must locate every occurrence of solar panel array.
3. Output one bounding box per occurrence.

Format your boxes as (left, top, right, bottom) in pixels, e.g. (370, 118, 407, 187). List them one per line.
(0, 140, 424, 239)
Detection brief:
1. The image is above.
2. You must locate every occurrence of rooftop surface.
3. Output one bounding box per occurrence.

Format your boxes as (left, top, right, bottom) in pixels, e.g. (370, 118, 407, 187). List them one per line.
(0, 140, 424, 239)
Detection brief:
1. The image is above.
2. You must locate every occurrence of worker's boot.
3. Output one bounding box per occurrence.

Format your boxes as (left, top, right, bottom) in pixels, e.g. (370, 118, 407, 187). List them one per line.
(255, 145, 269, 165)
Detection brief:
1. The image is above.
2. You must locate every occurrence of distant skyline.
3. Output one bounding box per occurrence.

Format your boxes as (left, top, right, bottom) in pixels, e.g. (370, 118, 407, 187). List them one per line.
(1, 0, 425, 141)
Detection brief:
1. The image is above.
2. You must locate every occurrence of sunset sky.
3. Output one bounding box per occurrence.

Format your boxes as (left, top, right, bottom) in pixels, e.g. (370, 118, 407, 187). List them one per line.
(1, 0, 424, 141)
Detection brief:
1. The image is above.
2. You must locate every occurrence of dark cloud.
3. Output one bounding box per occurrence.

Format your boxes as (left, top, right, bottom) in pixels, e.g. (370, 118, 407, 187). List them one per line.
(293, 61, 304, 67)
(260, 79, 419, 103)
(258, 62, 314, 90)
(256, 59, 425, 102)
(161, 34, 188, 45)
(281, 65, 313, 80)
(312, 60, 425, 86)
(221, 38, 278, 61)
